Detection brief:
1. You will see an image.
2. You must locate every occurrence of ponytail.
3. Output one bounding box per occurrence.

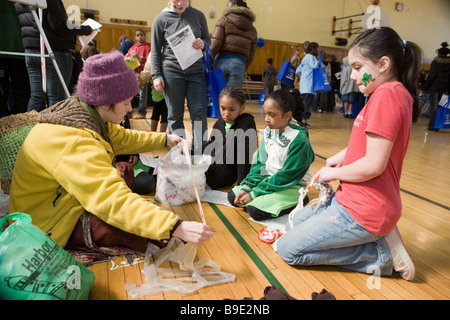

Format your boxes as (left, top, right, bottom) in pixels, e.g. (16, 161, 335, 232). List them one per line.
(267, 89, 305, 123)
(288, 89, 306, 123)
(350, 27, 423, 122)
(400, 40, 422, 122)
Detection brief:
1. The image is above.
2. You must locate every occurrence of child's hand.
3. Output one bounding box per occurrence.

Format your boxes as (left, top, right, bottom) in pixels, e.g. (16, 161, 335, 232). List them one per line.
(316, 167, 337, 185)
(128, 155, 139, 166)
(325, 148, 347, 168)
(235, 190, 251, 206)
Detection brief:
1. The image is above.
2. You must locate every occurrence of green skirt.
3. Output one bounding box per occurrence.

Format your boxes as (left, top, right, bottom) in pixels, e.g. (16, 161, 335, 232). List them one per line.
(232, 184, 305, 217)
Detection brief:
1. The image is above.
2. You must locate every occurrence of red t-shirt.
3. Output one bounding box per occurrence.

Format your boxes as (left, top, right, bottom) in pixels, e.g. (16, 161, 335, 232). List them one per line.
(125, 42, 151, 73)
(335, 82, 413, 236)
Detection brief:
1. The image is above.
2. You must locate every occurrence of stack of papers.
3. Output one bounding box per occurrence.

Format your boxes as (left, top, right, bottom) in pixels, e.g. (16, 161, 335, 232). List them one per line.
(79, 18, 102, 48)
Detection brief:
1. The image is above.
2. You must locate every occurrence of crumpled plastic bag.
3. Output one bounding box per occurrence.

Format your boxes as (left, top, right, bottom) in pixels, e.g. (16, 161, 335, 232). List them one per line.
(125, 238, 235, 297)
(0, 190, 9, 220)
(154, 145, 211, 206)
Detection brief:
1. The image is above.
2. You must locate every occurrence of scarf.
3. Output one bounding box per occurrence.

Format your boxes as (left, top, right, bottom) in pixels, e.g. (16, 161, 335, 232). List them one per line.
(38, 94, 116, 165)
(78, 98, 116, 165)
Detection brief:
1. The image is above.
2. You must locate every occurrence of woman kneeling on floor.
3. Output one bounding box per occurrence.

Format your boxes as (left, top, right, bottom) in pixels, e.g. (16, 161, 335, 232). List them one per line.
(9, 51, 213, 256)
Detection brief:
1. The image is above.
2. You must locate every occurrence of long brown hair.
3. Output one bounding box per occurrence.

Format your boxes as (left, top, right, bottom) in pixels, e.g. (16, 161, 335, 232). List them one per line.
(350, 27, 422, 122)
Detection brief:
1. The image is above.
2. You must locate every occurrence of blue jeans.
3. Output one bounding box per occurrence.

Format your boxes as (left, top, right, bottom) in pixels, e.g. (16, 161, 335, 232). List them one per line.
(215, 56, 246, 88)
(25, 49, 72, 111)
(162, 69, 208, 151)
(137, 82, 149, 116)
(276, 194, 393, 276)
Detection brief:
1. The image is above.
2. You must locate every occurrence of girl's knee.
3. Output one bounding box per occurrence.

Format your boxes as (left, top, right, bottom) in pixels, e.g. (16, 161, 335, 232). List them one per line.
(247, 206, 272, 221)
(276, 237, 300, 265)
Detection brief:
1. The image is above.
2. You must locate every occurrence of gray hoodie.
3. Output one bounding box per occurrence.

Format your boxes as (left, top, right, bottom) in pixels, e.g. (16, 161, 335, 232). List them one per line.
(340, 57, 359, 95)
(151, 6, 210, 79)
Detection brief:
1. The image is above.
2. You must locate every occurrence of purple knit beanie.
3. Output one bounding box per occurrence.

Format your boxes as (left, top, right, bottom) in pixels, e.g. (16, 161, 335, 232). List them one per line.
(76, 50, 139, 106)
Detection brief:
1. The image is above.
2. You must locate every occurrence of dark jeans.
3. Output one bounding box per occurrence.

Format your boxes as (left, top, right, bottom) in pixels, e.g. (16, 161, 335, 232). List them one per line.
(163, 68, 208, 152)
(0, 57, 30, 116)
(427, 91, 443, 130)
(301, 93, 315, 120)
(25, 49, 72, 111)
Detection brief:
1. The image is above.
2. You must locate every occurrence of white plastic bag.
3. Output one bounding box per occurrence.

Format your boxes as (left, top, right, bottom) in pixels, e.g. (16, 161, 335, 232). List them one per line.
(125, 238, 235, 297)
(154, 145, 211, 206)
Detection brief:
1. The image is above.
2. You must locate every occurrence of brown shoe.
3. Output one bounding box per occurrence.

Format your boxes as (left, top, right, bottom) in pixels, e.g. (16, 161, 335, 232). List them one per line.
(132, 113, 146, 119)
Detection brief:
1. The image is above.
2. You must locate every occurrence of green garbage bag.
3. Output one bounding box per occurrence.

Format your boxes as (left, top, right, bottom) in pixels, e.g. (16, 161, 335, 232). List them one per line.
(0, 213, 95, 300)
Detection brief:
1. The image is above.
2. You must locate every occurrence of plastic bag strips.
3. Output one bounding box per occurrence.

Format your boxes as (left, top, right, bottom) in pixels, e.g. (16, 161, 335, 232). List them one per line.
(154, 145, 211, 206)
(125, 238, 235, 297)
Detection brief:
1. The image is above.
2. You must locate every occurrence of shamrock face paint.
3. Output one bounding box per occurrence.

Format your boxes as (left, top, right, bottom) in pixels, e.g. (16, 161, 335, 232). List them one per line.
(362, 71, 376, 87)
(347, 48, 383, 95)
(167, 0, 189, 14)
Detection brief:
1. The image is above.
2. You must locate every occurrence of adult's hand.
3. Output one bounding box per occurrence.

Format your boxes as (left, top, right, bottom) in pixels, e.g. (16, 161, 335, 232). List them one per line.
(172, 221, 214, 245)
(154, 78, 165, 92)
(192, 38, 205, 50)
(166, 134, 183, 148)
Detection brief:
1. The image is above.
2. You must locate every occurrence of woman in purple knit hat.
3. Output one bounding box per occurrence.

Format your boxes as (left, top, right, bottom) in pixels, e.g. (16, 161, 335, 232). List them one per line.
(9, 51, 214, 258)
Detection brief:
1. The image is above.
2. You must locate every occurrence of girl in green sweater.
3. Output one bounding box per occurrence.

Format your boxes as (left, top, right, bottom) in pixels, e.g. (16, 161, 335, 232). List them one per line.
(228, 89, 315, 220)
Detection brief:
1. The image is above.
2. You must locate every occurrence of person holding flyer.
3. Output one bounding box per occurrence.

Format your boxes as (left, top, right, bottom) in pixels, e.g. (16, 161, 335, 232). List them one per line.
(150, 0, 210, 153)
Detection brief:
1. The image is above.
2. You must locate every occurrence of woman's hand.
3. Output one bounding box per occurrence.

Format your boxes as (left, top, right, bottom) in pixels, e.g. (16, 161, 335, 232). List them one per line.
(166, 134, 183, 148)
(172, 221, 214, 245)
(154, 78, 165, 92)
(192, 38, 205, 50)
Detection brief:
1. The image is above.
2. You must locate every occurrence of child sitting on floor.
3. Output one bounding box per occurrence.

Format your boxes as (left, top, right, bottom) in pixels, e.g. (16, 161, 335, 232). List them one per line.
(227, 89, 315, 220)
(276, 27, 422, 281)
(204, 86, 257, 189)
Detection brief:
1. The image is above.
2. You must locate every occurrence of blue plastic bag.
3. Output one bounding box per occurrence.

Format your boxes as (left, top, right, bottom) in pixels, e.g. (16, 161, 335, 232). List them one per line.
(434, 95, 450, 130)
(0, 213, 95, 300)
(203, 43, 226, 118)
(276, 50, 297, 87)
(258, 91, 265, 105)
(313, 51, 332, 93)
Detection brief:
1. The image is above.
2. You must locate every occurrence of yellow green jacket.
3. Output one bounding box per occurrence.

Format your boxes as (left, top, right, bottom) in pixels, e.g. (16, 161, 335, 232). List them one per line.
(9, 96, 180, 247)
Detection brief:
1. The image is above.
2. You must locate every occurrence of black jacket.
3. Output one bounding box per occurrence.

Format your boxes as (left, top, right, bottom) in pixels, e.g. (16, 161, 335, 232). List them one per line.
(205, 113, 257, 185)
(423, 56, 450, 94)
(15, 0, 92, 51)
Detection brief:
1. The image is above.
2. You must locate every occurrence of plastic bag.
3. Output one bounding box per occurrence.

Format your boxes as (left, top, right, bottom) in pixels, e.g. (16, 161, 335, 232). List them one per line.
(0, 190, 8, 219)
(125, 238, 235, 297)
(0, 213, 95, 300)
(154, 145, 211, 205)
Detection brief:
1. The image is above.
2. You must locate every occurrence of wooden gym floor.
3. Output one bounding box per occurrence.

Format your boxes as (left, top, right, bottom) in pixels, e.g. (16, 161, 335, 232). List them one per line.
(87, 100, 450, 300)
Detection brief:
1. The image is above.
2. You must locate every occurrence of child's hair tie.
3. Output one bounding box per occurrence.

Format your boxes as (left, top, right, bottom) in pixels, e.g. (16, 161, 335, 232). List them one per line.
(402, 39, 407, 56)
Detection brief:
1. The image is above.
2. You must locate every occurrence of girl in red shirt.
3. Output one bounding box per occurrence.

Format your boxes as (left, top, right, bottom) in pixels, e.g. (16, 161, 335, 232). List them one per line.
(276, 27, 421, 281)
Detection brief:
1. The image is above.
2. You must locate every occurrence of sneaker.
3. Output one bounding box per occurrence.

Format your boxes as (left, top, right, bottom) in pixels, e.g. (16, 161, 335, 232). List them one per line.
(385, 226, 415, 281)
(132, 113, 146, 119)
